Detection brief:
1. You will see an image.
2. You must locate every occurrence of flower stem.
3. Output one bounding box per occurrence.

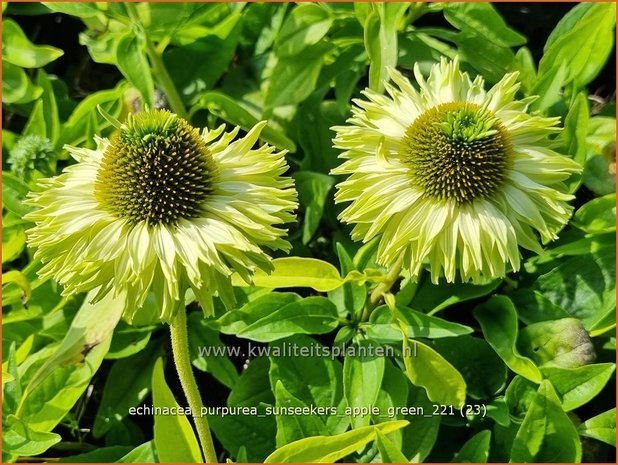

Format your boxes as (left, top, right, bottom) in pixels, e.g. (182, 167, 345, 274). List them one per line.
(169, 310, 217, 463)
(360, 255, 404, 322)
(125, 2, 187, 118)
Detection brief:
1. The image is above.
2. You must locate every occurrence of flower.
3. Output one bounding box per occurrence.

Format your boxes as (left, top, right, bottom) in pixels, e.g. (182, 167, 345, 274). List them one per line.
(26, 109, 297, 322)
(331, 57, 581, 284)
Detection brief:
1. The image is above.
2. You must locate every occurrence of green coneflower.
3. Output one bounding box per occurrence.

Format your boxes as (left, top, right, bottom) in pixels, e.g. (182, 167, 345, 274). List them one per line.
(26, 109, 297, 322)
(332, 57, 581, 284)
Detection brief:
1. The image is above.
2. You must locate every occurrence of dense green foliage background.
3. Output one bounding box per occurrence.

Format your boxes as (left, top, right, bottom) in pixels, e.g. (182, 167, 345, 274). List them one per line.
(2, 2, 616, 463)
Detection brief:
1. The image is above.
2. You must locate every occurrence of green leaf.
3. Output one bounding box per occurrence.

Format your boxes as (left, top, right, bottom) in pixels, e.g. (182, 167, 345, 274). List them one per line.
(41, 2, 101, 18)
(2, 171, 33, 217)
(237, 296, 338, 342)
(433, 336, 508, 400)
(106, 322, 153, 359)
(264, 420, 409, 463)
(276, 3, 333, 58)
(510, 289, 570, 325)
(343, 340, 385, 428)
(364, 3, 408, 92)
(572, 193, 616, 234)
(375, 429, 408, 463)
(328, 242, 367, 318)
(191, 91, 296, 151)
(577, 408, 616, 447)
(164, 13, 242, 104)
(473, 295, 543, 383)
(541, 363, 615, 411)
(116, 34, 155, 107)
(117, 441, 157, 463)
(456, 36, 515, 83)
(57, 446, 132, 463)
(529, 60, 568, 113)
(559, 92, 589, 191)
(151, 358, 202, 463)
(231, 257, 344, 292)
(410, 278, 500, 314)
(93, 342, 162, 437)
(2, 417, 60, 456)
(538, 3, 616, 89)
(401, 385, 440, 462)
(274, 381, 328, 447)
(187, 312, 238, 388)
(443, 3, 526, 47)
(452, 430, 491, 463)
(364, 305, 473, 343)
(268, 335, 347, 434)
(518, 318, 595, 368)
(534, 253, 615, 331)
(20, 289, 124, 402)
(1, 270, 31, 303)
(209, 407, 277, 462)
(2, 61, 43, 104)
(228, 356, 273, 408)
(402, 339, 466, 407)
(505, 376, 538, 421)
(265, 41, 332, 108)
(511, 380, 582, 462)
(293, 171, 335, 244)
(2, 19, 63, 68)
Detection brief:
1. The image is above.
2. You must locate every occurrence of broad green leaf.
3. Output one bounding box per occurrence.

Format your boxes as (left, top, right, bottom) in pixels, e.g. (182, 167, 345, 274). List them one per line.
(2, 416, 60, 456)
(411, 278, 500, 314)
(57, 446, 132, 463)
(510, 47, 536, 95)
(402, 339, 466, 407)
(401, 385, 440, 462)
(538, 3, 616, 89)
(542, 363, 615, 411)
(473, 296, 543, 383)
(93, 342, 162, 437)
(577, 408, 616, 447)
(116, 34, 155, 107)
(329, 242, 367, 318)
(264, 420, 409, 463)
(20, 289, 124, 400)
(236, 296, 338, 342)
(452, 430, 491, 463)
(375, 429, 408, 463)
(231, 257, 344, 292)
(572, 193, 616, 234)
(584, 116, 616, 196)
(106, 322, 153, 359)
(518, 318, 595, 368)
(151, 358, 202, 463)
(364, 3, 408, 92)
(228, 356, 273, 407)
(293, 171, 335, 244)
(265, 41, 332, 108)
(456, 36, 515, 84)
(187, 312, 238, 388)
(268, 335, 347, 435)
(343, 340, 385, 428)
(529, 60, 568, 113)
(41, 2, 101, 18)
(534, 253, 615, 331)
(274, 381, 328, 447)
(511, 380, 582, 462)
(213, 292, 300, 335)
(36, 70, 60, 144)
(2, 19, 63, 68)
(510, 289, 570, 325)
(276, 3, 333, 57)
(16, 339, 111, 433)
(433, 336, 508, 400)
(191, 91, 296, 151)
(444, 3, 525, 47)
(505, 376, 538, 421)
(558, 92, 589, 192)
(164, 13, 242, 104)
(364, 305, 473, 343)
(117, 441, 157, 463)
(2, 61, 43, 104)
(209, 407, 277, 463)
(1, 270, 30, 304)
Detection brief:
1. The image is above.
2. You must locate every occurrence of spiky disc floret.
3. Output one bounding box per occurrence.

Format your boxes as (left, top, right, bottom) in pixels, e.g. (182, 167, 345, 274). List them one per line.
(95, 110, 216, 225)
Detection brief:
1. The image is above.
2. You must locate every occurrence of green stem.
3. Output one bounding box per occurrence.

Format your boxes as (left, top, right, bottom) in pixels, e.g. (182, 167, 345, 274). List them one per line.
(125, 3, 187, 118)
(170, 310, 217, 463)
(360, 255, 405, 322)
